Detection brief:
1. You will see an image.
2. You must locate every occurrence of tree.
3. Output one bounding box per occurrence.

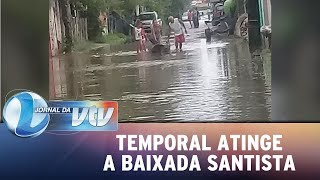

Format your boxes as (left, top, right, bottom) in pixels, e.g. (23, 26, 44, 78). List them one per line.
(74, 0, 108, 40)
(59, 0, 73, 52)
(71, 0, 190, 41)
(146, 0, 189, 20)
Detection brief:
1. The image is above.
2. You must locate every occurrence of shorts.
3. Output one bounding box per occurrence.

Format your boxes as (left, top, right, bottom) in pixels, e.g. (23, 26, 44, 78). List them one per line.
(136, 36, 146, 42)
(175, 34, 185, 44)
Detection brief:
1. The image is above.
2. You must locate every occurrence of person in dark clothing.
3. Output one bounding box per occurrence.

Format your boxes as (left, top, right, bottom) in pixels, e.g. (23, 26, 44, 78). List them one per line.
(192, 8, 200, 28)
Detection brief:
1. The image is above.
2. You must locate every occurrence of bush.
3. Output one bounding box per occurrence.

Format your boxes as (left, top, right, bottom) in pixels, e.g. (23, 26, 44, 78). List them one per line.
(115, 33, 127, 39)
(95, 33, 128, 45)
(73, 41, 95, 52)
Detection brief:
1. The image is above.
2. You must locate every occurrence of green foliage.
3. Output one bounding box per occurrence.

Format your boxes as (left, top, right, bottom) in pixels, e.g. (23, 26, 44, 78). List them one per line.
(142, 0, 189, 21)
(95, 0, 137, 17)
(72, 0, 190, 41)
(95, 33, 128, 45)
(224, 0, 237, 15)
(72, 0, 108, 40)
(73, 41, 95, 52)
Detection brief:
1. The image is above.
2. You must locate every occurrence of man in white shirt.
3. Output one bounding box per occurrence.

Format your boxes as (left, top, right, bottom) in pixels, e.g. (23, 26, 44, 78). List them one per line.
(168, 16, 188, 51)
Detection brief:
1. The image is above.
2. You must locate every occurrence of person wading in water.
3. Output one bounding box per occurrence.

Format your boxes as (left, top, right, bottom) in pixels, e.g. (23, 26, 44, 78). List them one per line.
(168, 16, 188, 52)
(192, 7, 200, 28)
(131, 19, 147, 53)
(151, 19, 162, 44)
(188, 10, 193, 28)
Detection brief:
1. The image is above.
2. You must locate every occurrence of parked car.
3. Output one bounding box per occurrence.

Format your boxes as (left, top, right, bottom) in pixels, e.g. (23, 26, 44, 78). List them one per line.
(138, 11, 162, 34)
(182, 12, 189, 21)
(191, 1, 197, 6)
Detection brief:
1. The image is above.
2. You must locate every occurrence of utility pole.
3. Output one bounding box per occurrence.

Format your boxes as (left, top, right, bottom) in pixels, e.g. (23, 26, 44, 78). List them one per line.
(246, 0, 262, 54)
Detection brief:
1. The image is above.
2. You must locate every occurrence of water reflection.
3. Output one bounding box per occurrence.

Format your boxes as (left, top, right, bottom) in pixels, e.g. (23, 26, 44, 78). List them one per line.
(50, 38, 271, 122)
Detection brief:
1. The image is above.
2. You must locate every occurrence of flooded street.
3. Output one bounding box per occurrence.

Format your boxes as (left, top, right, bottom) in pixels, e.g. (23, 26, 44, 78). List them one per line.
(50, 21, 271, 122)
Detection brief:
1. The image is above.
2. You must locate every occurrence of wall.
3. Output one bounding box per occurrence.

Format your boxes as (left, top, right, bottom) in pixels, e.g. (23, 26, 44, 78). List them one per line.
(259, 0, 272, 49)
(247, 0, 262, 53)
(260, 0, 271, 27)
(70, 10, 88, 43)
(49, 0, 63, 57)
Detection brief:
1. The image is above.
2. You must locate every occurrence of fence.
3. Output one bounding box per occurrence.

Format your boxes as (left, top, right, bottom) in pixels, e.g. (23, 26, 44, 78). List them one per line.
(49, 0, 88, 56)
(108, 11, 132, 36)
(70, 15, 88, 43)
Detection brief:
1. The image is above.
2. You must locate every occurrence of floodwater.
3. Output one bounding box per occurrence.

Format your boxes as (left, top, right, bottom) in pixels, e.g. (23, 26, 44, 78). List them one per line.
(50, 21, 271, 122)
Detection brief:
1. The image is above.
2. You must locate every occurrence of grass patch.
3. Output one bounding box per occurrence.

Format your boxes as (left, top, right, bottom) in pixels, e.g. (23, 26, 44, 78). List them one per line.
(73, 41, 95, 52)
(95, 33, 129, 45)
(73, 41, 110, 53)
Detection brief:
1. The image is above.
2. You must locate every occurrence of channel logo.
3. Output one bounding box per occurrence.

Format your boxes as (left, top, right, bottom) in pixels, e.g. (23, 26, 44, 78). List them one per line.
(3, 92, 50, 138)
(2, 91, 118, 138)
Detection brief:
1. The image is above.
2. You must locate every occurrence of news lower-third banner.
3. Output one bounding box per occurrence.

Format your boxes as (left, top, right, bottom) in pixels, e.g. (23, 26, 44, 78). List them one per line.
(0, 123, 319, 179)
